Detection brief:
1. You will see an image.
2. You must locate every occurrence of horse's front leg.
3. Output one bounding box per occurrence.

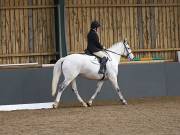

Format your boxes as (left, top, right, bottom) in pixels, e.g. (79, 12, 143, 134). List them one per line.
(87, 81, 104, 106)
(109, 75, 127, 105)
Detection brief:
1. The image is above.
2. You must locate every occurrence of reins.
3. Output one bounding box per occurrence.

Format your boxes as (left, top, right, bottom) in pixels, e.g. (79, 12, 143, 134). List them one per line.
(104, 42, 132, 57)
(104, 49, 121, 55)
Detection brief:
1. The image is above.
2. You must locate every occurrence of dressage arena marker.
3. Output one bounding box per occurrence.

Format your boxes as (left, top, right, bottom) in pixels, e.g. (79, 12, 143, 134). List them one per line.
(0, 102, 53, 111)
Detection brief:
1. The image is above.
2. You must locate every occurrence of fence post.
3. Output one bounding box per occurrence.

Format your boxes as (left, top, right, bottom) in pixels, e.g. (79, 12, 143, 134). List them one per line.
(55, 0, 67, 58)
(177, 51, 180, 62)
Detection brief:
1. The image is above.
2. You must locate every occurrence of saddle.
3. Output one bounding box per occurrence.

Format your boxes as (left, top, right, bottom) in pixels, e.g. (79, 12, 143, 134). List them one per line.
(84, 49, 108, 75)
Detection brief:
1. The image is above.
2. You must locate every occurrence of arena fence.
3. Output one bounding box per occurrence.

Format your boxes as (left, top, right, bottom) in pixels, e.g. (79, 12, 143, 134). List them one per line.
(0, 0, 57, 64)
(0, 63, 180, 111)
(0, 0, 179, 64)
(65, 0, 180, 61)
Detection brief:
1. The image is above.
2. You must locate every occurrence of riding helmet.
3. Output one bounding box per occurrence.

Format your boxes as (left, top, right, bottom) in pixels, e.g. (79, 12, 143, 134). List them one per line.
(90, 21, 101, 29)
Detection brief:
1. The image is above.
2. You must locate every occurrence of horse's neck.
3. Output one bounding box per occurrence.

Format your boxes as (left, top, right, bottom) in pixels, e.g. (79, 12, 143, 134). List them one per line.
(108, 52, 121, 64)
(108, 43, 123, 64)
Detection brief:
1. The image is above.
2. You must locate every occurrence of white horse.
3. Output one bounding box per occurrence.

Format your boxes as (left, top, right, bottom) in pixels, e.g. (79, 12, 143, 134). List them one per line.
(52, 39, 134, 108)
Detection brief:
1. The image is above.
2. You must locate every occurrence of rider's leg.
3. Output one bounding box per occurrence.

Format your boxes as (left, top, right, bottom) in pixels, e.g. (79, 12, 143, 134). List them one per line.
(93, 51, 108, 74)
(93, 51, 107, 58)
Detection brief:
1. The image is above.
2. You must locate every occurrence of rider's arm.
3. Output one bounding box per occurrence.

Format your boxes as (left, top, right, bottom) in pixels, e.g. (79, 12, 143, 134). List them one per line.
(91, 33, 103, 49)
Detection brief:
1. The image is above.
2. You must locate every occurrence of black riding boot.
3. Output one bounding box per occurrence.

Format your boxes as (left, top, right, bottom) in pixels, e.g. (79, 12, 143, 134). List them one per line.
(98, 57, 108, 74)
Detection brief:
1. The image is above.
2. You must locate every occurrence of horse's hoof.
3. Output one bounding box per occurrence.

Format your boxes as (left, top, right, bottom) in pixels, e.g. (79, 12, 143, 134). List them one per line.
(120, 99, 127, 105)
(82, 103, 88, 107)
(86, 102, 92, 107)
(122, 100, 128, 105)
(52, 102, 59, 109)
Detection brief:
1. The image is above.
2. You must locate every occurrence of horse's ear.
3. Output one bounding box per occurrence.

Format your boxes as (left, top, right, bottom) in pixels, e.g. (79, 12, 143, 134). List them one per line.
(123, 38, 127, 44)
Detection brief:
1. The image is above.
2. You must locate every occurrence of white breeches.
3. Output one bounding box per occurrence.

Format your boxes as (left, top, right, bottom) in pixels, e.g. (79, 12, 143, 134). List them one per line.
(93, 51, 107, 58)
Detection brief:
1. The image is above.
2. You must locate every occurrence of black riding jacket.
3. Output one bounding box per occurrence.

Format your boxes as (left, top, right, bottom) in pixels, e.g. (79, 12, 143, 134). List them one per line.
(87, 29, 103, 53)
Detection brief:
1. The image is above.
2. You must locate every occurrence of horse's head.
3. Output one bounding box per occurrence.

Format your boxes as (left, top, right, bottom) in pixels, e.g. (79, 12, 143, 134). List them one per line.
(108, 39, 134, 61)
(122, 39, 134, 61)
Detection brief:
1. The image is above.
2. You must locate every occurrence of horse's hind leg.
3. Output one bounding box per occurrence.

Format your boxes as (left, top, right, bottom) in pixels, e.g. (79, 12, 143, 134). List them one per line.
(71, 79, 87, 107)
(87, 81, 104, 107)
(109, 75, 127, 105)
(53, 79, 71, 108)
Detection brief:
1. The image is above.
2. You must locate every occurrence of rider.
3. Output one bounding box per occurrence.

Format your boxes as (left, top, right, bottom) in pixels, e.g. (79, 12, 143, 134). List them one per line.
(86, 21, 108, 74)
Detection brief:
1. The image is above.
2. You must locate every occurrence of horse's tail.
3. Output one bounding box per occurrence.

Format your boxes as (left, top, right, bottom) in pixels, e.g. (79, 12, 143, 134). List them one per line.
(51, 57, 65, 96)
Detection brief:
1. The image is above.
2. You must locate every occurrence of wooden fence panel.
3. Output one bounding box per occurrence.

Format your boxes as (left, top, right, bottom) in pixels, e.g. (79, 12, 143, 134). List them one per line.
(65, 0, 180, 61)
(0, 0, 56, 64)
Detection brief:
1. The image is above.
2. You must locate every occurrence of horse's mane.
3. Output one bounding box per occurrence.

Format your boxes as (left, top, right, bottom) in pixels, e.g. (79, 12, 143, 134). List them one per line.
(108, 41, 122, 51)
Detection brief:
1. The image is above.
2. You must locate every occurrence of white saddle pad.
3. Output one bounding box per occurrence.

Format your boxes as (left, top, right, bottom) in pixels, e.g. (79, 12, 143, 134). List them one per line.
(83, 54, 100, 65)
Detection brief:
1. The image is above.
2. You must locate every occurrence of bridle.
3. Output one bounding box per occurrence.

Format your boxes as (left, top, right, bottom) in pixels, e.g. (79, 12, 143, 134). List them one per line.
(122, 41, 132, 58)
(104, 41, 132, 57)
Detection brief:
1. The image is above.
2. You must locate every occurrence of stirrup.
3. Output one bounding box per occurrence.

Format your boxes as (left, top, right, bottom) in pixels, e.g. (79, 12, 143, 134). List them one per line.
(99, 67, 106, 80)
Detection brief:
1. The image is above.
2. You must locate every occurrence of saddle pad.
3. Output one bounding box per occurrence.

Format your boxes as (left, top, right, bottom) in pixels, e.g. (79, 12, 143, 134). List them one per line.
(90, 57, 100, 65)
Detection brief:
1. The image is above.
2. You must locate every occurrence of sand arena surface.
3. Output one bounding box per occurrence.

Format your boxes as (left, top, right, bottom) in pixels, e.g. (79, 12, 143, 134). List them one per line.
(0, 96, 180, 135)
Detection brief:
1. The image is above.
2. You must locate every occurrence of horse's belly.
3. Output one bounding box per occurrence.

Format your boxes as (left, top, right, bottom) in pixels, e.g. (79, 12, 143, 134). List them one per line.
(79, 72, 103, 80)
